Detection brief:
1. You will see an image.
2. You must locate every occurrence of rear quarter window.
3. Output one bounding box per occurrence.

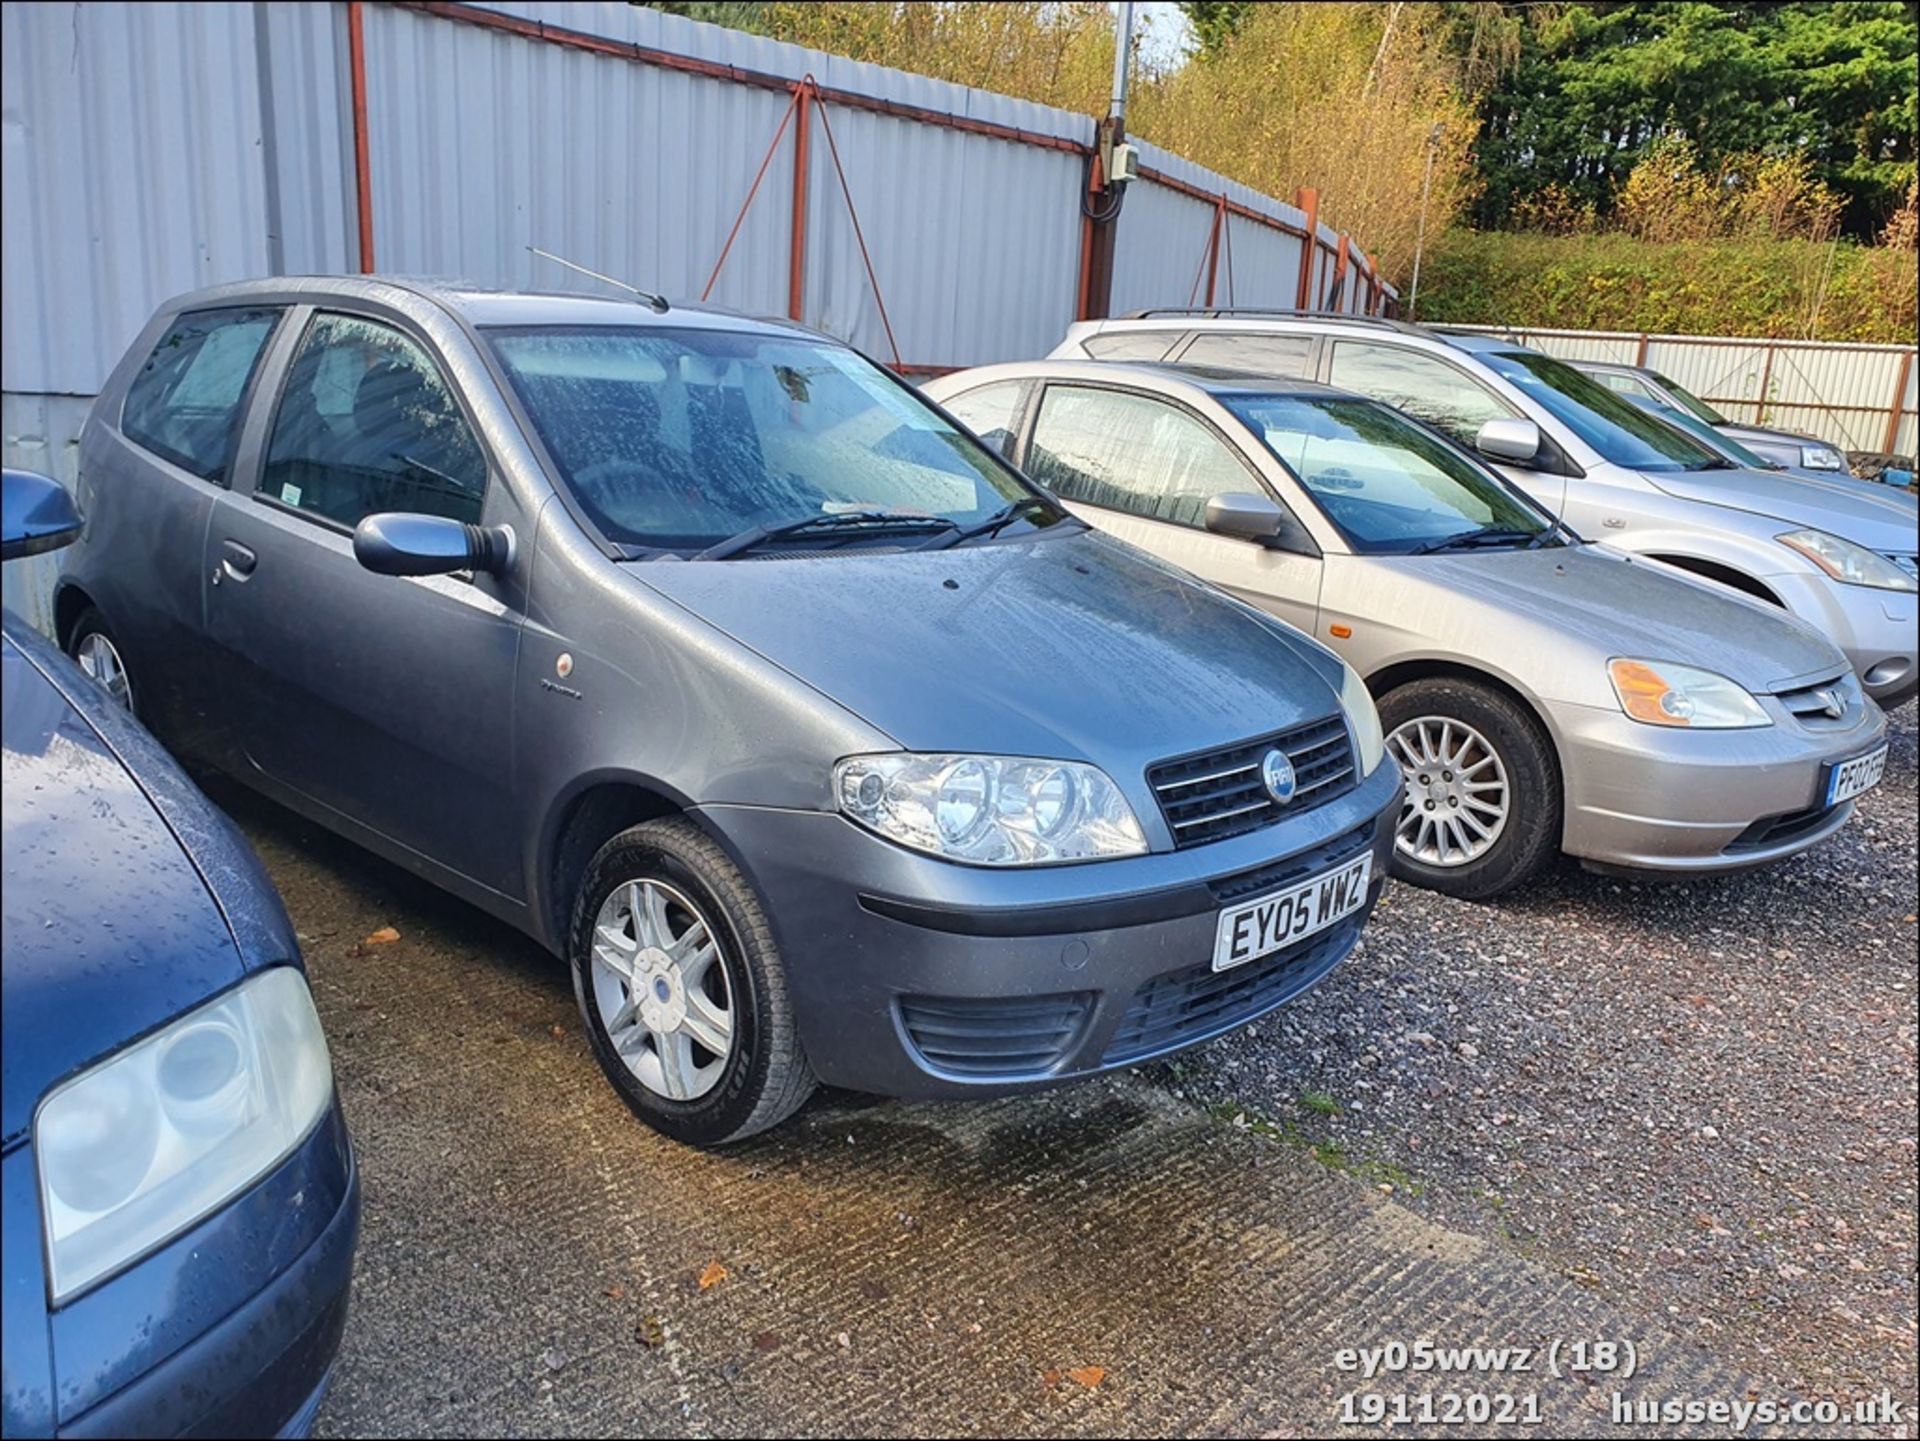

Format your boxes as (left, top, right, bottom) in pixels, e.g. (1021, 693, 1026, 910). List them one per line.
(120, 308, 280, 483)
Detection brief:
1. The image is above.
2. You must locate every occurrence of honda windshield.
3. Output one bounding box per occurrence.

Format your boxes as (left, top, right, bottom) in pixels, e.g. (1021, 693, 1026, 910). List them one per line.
(488, 325, 1059, 554)
(1224, 393, 1561, 555)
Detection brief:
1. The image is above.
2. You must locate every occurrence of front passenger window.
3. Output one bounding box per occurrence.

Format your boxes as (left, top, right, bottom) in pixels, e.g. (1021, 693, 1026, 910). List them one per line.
(263, 314, 487, 529)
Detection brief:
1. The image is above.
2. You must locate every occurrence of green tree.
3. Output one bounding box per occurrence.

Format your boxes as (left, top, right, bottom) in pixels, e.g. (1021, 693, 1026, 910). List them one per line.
(1473, 2, 1918, 237)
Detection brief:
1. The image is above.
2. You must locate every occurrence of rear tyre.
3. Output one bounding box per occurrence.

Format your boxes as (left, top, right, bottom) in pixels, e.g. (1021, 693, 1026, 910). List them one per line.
(65, 607, 136, 714)
(1376, 678, 1559, 901)
(568, 818, 815, 1146)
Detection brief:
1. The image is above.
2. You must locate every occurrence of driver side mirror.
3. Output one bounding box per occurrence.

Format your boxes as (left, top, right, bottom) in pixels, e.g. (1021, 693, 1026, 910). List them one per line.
(1, 469, 84, 561)
(354, 512, 512, 578)
(1204, 492, 1317, 555)
(1475, 418, 1542, 465)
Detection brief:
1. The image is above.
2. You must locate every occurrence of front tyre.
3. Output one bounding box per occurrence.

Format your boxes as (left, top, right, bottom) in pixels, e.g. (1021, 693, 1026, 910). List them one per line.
(1377, 678, 1560, 901)
(568, 818, 815, 1146)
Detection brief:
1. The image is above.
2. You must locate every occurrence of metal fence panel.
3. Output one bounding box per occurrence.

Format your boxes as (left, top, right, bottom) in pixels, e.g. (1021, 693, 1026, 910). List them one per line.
(2, 1, 273, 397)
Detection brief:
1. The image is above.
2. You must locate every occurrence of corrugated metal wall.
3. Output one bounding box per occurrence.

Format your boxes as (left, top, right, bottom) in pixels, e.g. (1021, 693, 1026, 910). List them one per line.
(1447, 325, 1918, 457)
(2, 0, 1400, 630)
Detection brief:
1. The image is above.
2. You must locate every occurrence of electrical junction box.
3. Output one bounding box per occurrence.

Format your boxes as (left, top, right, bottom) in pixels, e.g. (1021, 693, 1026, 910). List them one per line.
(1108, 141, 1139, 184)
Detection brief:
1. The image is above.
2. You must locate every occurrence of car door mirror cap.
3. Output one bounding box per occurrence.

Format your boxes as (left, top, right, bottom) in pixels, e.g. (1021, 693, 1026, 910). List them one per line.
(354, 512, 513, 577)
(1475, 418, 1542, 464)
(1205, 491, 1316, 554)
(1, 469, 84, 562)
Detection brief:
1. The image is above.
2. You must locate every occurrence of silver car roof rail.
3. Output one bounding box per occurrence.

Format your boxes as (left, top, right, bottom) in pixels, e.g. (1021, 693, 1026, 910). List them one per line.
(1119, 308, 1430, 336)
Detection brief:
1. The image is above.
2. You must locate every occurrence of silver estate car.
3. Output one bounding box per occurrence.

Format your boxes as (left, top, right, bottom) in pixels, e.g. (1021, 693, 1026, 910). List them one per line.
(923, 361, 1889, 899)
(1052, 314, 1920, 710)
(53, 278, 1399, 1145)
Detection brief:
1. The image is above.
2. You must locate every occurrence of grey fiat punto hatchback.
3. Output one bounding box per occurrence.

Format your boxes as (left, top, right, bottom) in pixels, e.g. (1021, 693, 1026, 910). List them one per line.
(57, 277, 1398, 1144)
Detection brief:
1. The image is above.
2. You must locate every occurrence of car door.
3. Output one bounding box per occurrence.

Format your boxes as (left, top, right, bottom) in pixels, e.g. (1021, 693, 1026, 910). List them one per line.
(74, 305, 284, 747)
(1322, 338, 1569, 516)
(1017, 382, 1325, 635)
(203, 308, 528, 899)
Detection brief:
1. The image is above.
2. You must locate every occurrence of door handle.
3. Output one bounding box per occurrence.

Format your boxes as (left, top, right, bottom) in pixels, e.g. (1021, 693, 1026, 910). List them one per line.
(221, 540, 257, 580)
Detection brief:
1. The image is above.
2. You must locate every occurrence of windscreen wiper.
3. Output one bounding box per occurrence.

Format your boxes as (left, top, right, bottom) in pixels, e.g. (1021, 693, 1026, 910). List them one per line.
(913, 496, 1063, 552)
(693, 510, 957, 561)
(1408, 526, 1541, 556)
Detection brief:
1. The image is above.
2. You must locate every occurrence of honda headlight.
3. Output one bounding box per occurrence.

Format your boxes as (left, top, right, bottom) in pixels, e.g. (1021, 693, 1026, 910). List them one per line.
(1777, 529, 1917, 592)
(1608, 659, 1770, 729)
(1798, 444, 1844, 471)
(35, 967, 334, 1303)
(835, 754, 1147, 864)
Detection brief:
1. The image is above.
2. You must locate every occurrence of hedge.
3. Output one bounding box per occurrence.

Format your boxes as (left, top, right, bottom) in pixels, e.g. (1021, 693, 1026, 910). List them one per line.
(1415, 231, 1918, 344)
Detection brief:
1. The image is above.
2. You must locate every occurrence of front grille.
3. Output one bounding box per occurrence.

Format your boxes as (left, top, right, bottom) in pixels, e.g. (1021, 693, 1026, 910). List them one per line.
(1774, 671, 1859, 728)
(899, 992, 1093, 1077)
(1208, 822, 1375, 905)
(1102, 918, 1361, 1066)
(1726, 802, 1844, 854)
(1147, 717, 1355, 849)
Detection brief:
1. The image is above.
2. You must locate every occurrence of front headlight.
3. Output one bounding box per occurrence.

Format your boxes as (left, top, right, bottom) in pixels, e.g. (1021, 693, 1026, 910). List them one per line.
(834, 753, 1147, 865)
(35, 967, 334, 1303)
(1608, 658, 1770, 729)
(1777, 528, 1917, 592)
(1799, 444, 1844, 471)
(1338, 663, 1385, 776)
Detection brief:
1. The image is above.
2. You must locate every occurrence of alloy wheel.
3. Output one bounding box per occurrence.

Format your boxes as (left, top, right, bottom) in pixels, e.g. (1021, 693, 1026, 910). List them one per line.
(1387, 715, 1510, 868)
(75, 632, 133, 710)
(589, 878, 734, 1101)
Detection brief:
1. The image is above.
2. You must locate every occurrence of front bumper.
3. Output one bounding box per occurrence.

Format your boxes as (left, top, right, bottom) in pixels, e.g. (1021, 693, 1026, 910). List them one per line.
(1546, 696, 1888, 874)
(1769, 570, 1918, 708)
(700, 758, 1400, 1099)
(53, 1102, 360, 1439)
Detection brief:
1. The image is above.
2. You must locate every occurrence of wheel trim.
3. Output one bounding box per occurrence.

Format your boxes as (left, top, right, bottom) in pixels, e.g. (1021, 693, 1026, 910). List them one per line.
(1387, 715, 1511, 868)
(590, 878, 734, 1101)
(75, 633, 132, 710)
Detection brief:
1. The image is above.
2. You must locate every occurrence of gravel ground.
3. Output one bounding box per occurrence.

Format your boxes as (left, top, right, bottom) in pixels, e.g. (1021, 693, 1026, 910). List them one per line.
(1159, 700, 1919, 1416)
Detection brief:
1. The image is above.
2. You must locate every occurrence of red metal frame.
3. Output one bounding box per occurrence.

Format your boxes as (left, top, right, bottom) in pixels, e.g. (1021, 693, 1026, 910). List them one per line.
(1884, 350, 1914, 453)
(1203, 195, 1225, 307)
(348, 0, 376, 272)
(788, 80, 811, 322)
(702, 85, 802, 301)
(1294, 188, 1320, 310)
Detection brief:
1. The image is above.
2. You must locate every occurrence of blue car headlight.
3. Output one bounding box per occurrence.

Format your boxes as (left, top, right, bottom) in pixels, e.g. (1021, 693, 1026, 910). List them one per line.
(34, 967, 334, 1303)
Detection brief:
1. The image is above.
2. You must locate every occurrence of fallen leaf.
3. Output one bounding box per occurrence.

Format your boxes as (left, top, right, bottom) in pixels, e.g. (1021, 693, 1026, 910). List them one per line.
(1041, 1370, 1063, 1388)
(363, 926, 401, 945)
(635, 1316, 665, 1348)
(549, 1024, 566, 1038)
(1068, 1366, 1106, 1388)
(752, 1331, 782, 1351)
(604, 1284, 626, 1300)
(857, 1279, 889, 1301)
(697, 1260, 728, 1290)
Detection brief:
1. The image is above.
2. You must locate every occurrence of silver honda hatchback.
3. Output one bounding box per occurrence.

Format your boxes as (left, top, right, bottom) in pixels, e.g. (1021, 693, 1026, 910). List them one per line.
(55, 278, 1399, 1145)
(923, 360, 1889, 899)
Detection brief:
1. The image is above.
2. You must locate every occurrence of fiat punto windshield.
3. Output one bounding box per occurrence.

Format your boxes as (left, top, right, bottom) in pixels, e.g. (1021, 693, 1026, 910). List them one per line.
(488, 325, 1056, 555)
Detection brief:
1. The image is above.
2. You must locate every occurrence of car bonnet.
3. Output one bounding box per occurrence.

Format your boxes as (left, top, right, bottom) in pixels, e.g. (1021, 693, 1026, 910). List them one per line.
(629, 527, 1348, 787)
(1, 623, 247, 1147)
(1641, 466, 1919, 551)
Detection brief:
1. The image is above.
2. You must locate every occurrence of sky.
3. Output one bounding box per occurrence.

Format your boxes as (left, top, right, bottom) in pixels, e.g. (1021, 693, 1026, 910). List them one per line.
(1125, 1, 1196, 72)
